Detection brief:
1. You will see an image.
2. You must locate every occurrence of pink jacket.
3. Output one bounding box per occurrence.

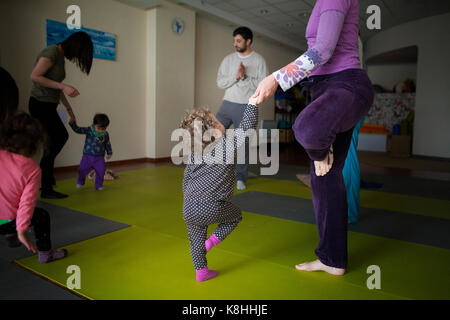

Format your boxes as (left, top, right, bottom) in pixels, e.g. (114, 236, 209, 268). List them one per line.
(0, 149, 41, 231)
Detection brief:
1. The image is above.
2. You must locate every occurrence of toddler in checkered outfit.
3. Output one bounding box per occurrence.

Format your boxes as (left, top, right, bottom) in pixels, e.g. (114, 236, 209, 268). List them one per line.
(180, 96, 259, 282)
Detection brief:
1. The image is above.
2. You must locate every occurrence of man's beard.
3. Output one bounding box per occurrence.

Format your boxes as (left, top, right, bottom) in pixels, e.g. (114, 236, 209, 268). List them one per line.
(235, 44, 247, 53)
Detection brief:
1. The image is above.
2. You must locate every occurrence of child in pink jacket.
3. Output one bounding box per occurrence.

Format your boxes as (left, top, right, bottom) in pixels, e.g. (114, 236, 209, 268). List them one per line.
(0, 113, 67, 263)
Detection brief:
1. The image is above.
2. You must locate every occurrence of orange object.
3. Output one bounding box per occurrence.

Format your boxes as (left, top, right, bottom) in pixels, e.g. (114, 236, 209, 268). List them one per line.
(360, 124, 390, 134)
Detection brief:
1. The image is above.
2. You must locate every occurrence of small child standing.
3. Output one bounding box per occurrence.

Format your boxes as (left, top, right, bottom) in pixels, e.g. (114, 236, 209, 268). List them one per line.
(180, 97, 259, 282)
(69, 113, 112, 190)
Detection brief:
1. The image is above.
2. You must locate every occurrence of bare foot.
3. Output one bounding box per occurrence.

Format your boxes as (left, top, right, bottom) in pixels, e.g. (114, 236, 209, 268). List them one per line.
(314, 145, 334, 176)
(295, 259, 345, 276)
(296, 173, 311, 188)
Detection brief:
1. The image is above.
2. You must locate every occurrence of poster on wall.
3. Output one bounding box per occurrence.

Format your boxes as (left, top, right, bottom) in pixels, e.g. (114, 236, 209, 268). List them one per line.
(46, 19, 116, 61)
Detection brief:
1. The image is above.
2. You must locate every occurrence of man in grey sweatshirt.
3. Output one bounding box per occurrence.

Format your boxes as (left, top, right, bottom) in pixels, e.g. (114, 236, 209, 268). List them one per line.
(216, 26, 267, 190)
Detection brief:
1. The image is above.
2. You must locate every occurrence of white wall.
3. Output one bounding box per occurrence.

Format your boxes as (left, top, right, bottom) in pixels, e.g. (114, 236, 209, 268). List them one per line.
(0, 0, 148, 166)
(146, 9, 157, 159)
(147, 2, 196, 159)
(8, 1, 394, 163)
(367, 64, 417, 91)
(365, 12, 450, 158)
(194, 15, 300, 123)
(0, 0, 301, 164)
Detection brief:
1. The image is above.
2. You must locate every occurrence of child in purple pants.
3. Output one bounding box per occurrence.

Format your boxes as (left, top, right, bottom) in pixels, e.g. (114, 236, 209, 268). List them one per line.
(69, 113, 112, 190)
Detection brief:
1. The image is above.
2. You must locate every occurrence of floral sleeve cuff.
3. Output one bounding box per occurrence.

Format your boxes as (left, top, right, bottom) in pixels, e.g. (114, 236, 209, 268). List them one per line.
(273, 49, 321, 91)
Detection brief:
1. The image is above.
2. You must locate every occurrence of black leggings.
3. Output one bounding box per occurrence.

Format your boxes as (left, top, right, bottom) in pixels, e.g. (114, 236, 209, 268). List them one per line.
(0, 208, 52, 251)
(29, 97, 68, 190)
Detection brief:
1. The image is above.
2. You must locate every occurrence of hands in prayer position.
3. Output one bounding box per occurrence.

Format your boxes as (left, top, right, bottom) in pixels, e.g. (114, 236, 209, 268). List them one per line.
(236, 62, 246, 80)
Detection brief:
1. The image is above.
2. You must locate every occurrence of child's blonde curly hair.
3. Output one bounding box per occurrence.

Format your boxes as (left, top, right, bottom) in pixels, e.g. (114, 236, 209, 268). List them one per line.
(180, 107, 218, 152)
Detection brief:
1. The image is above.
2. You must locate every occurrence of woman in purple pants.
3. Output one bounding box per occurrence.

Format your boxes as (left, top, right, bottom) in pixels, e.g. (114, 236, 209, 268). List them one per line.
(252, 0, 374, 275)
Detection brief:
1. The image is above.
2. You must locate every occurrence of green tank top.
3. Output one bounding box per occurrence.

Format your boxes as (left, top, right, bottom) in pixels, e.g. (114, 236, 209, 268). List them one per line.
(30, 45, 66, 103)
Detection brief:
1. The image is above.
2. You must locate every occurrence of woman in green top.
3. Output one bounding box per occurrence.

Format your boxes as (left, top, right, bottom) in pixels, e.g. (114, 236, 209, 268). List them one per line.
(29, 31, 93, 199)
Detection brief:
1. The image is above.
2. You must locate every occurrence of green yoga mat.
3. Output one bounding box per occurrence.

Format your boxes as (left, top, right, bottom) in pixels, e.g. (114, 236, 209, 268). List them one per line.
(12, 224, 404, 300)
(15, 166, 450, 299)
(242, 177, 450, 220)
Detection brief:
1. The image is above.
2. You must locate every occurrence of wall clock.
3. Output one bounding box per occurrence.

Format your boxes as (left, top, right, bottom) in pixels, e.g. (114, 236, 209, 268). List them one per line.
(172, 18, 184, 35)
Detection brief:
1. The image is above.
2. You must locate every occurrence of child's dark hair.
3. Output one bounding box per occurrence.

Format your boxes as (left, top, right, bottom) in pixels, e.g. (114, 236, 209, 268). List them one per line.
(0, 113, 43, 158)
(93, 113, 110, 128)
(60, 31, 94, 75)
(233, 26, 253, 44)
(0, 67, 19, 124)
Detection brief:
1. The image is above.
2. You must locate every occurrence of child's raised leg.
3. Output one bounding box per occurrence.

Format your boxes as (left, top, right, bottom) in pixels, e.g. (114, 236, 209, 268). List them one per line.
(206, 202, 242, 252)
(205, 233, 221, 252)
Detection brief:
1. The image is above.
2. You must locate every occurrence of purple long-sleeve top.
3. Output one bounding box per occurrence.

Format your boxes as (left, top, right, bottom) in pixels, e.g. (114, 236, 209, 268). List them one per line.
(273, 0, 361, 91)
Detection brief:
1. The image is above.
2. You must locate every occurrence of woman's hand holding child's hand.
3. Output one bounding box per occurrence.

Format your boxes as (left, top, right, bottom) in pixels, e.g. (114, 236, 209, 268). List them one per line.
(248, 95, 258, 106)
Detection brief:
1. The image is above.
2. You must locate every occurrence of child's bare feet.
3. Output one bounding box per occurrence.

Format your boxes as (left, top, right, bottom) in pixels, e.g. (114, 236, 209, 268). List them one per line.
(295, 259, 345, 276)
(314, 145, 333, 176)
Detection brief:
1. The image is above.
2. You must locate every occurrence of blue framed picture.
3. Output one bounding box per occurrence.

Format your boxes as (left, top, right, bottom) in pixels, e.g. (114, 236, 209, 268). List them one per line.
(46, 19, 116, 61)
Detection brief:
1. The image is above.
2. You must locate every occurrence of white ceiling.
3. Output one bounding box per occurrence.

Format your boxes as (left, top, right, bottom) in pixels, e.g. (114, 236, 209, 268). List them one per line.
(116, 0, 450, 51)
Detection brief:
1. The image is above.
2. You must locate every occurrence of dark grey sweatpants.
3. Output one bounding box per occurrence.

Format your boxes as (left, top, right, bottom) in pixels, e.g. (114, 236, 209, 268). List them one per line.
(216, 100, 249, 182)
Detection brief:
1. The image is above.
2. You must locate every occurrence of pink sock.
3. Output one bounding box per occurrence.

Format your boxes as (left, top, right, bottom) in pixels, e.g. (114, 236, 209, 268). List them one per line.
(205, 234, 221, 252)
(196, 266, 218, 282)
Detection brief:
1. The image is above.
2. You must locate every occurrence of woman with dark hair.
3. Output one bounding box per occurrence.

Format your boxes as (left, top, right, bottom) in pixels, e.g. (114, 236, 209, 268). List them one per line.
(0, 67, 19, 124)
(29, 31, 93, 199)
(252, 0, 374, 275)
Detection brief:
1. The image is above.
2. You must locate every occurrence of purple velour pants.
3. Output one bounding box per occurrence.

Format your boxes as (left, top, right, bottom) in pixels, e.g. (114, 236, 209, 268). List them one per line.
(77, 154, 106, 190)
(293, 68, 374, 269)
